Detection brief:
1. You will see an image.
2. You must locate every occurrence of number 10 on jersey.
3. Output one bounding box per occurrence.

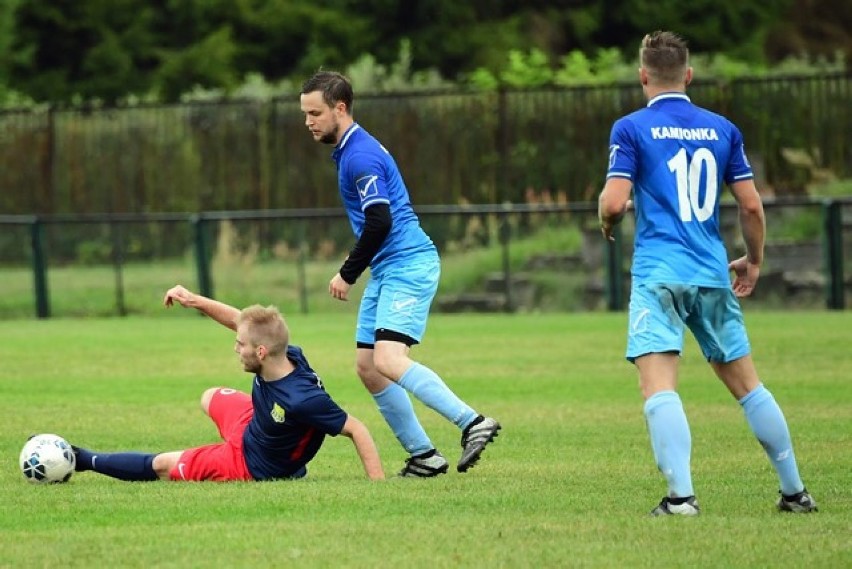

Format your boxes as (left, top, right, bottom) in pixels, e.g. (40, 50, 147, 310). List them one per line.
(668, 147, 717, 222)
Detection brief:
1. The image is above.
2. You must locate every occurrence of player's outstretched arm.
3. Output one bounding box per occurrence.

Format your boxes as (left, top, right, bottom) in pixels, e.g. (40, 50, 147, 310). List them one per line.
(339, 415, 385, 480)
(163, 284, 241, 331)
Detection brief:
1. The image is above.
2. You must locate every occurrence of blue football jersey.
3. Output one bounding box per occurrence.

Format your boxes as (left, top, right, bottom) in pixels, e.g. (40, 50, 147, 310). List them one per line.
(242, 345, 347, 480)
(332, 124, 436, 275)
(606, 92, 754, 286)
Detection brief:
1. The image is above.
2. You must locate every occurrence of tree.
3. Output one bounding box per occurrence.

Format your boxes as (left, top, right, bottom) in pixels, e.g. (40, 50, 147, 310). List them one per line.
(9, 0, 160, 103)
(3, 0, 843, 105)
(764, 0, 852, 62)
(596, 0, 792, 62)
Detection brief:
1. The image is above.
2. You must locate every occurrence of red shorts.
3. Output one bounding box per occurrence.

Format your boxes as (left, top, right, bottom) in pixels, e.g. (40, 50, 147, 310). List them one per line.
(169, 388, 255, 482)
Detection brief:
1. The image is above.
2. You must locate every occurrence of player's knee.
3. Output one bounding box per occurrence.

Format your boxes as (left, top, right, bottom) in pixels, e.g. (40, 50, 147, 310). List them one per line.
(200, 387, 220, 414)
(372, 355, 393, 379)
(152, 452, 179, 480)
(373, 351, 407, 381)
(355, 359, 371, 381)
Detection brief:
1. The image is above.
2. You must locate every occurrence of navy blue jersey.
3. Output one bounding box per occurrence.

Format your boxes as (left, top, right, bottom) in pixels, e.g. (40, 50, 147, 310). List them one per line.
(242, 345, 347, 480)
(331, 123, 436, 275)
(606, 93, 754, 286)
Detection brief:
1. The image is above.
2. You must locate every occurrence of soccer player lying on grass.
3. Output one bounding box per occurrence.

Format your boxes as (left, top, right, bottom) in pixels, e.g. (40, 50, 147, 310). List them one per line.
(69, 285, 385, 482)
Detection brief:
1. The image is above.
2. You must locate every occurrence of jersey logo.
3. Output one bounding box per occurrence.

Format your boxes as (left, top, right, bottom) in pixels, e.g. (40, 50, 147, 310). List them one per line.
(608, 145, 620, 169)
(740, 144, 751, 169)
(271, 402, 286, 423)
(356, 174, 379, 201)
(630, 308, 650, 335)
(391, 294, 417, 314)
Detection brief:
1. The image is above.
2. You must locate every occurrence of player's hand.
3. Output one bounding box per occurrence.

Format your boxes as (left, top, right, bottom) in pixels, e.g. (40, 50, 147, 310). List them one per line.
(329, 273, 351, 301)
(163, 284, 196, 308)
(600, 220, 616, 241)
(729, 256, 760, 298)
(599, 199, 632, 241)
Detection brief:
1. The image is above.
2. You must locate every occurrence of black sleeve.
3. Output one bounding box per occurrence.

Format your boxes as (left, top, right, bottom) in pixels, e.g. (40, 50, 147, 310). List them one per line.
(339, 203, 392, 284)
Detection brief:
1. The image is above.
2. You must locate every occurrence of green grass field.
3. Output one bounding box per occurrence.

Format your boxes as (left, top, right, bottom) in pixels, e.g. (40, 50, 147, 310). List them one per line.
(1, 312, 850, 568)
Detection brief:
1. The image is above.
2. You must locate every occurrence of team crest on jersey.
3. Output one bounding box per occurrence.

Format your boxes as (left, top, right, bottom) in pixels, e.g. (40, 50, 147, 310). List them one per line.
(270, 402, 286, 423)
(356, 174, 379, 202)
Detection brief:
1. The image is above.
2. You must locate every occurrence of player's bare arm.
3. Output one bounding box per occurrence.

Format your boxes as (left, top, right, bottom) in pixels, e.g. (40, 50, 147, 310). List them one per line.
(598, 177, 634, 241)
(163, 285, 241, 330)
(340, 415, 385, 480)
(727, 180, 766, 297)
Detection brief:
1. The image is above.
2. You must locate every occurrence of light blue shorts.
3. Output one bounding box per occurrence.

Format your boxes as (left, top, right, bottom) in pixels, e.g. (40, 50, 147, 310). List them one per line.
(355, 256, 440, 346)
(625, 283, 751, 363)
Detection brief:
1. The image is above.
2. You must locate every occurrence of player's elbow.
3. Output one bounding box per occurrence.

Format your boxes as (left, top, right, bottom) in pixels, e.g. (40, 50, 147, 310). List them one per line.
(340, 415, 366, 439)
(731, 181, 764, 216)
(739, 198, 764, 218)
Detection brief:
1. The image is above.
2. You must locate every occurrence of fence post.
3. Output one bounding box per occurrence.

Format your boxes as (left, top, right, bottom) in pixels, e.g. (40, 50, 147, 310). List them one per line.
(822, 200, 845, 310)
(499, 209, 514, 312)
(604, 227, 625, 311)
(496, 89, 509, 203)
(297, 219, 309, 315)
(30, 217, 50, 319)
(109, 221, 127, 316)
(191, 215, 214, 299)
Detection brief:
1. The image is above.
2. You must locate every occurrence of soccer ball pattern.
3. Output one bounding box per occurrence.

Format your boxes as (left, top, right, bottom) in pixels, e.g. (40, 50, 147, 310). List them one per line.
(20, 434, 76, 484)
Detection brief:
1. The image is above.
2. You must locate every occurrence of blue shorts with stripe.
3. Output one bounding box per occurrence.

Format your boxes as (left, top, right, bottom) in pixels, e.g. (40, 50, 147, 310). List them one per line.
(356, 255, 440, 346)
(625, 283, 751, 363)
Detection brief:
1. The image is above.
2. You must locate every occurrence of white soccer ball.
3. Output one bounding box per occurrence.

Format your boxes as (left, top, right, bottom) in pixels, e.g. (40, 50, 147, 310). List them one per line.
(20, 433, 76, 484)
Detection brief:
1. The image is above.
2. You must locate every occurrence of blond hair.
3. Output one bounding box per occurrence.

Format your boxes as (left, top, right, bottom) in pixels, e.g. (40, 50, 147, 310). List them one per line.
(236, 305, 289, 356)
(640, 30, 689, 86)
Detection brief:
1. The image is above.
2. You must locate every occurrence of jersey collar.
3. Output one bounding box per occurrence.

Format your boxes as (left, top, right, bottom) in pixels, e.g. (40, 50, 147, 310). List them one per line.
(647, 92, 691, 107)
(331, 123, 360, 161)
(337, 123, 361, 150)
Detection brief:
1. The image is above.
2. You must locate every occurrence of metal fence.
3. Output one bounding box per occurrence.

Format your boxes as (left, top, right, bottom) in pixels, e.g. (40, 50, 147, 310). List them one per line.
(1, 198, 849, 320)
(1, 73, 849, 217)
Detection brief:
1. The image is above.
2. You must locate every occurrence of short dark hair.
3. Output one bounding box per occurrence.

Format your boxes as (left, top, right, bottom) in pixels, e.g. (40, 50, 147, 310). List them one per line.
(300, 71, 354, 114)
(640, 31, 689, 85)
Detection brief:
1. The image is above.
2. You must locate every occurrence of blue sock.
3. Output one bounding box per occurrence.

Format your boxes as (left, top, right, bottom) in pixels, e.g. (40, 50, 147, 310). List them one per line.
(739, 384, 804, 495)
(398, 362, 478, 429)
(644, 391, 694, 498)
(373, 382, 434, 456)
(74, 447, 158, 481)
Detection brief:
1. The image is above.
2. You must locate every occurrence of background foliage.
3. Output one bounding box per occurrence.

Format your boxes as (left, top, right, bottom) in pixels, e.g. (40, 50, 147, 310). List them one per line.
(0, 0, 849, 104)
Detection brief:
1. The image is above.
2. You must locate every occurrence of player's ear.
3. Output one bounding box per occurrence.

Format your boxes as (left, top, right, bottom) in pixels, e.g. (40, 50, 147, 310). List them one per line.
(256, 344, 267, 359)
(639, 67, 648, 86)
(684, 67, 693, 86)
